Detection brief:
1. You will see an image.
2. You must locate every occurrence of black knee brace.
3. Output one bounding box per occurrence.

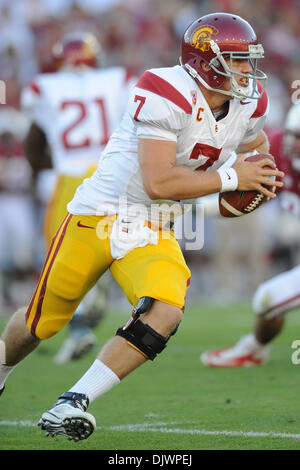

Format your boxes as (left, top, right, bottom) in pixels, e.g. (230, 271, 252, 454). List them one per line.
(116, 296, 179, 360)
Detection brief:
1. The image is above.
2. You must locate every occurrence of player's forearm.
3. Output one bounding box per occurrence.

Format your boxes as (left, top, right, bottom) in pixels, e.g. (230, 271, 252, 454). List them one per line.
(139, 139, 222, 200)
(145, 166, 222, 200)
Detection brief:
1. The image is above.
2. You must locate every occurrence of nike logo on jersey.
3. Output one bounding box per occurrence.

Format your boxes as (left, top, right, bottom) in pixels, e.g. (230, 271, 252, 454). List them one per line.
(77, 221, 95, 229)
(240, 101, 251, 105)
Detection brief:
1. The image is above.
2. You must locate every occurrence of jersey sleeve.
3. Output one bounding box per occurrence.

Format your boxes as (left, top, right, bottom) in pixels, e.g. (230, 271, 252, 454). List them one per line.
(20, 79, 48, 131)
(128, 70, 192, 142)
(240, 83, 269, 145)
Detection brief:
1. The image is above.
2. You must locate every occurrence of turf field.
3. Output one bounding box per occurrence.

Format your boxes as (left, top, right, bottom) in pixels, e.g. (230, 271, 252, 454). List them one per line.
(1, 302, 300, 451)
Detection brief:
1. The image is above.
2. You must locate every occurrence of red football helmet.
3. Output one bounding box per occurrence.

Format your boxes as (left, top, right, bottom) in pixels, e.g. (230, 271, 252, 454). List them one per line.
(52, 32, 102, 70)
(180, 12, 267, 100)
(284, 104, 300, 171)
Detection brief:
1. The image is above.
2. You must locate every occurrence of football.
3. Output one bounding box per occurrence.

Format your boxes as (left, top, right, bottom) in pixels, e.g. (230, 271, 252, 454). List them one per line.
(219, 154, 276, 217)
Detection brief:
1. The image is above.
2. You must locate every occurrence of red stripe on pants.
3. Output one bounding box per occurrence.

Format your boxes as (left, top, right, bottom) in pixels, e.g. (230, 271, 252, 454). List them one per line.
(30, 214, 72, 336)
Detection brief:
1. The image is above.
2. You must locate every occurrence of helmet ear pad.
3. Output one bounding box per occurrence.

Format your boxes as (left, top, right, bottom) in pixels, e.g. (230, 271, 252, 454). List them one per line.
(185, 54, 226, 89)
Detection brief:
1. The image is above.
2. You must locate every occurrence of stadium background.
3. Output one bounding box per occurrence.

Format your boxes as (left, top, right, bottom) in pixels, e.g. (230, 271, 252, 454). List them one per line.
(0, 0, 299, 311)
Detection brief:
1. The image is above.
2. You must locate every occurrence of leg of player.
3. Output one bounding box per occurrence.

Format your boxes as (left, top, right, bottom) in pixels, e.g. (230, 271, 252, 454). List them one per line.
(53, 310, 97, 365)
(38, 300, 183, 441)
(201, 266, 300, 368)
(0, 307, 40, 393)
(200, 327, 272, 368)
(254, 314, 285, 345)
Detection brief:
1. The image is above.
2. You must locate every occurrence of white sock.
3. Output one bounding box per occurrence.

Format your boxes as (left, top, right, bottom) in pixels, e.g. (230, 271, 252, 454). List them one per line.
(0, 364, 16, 389)
(69, 359, 120, 403)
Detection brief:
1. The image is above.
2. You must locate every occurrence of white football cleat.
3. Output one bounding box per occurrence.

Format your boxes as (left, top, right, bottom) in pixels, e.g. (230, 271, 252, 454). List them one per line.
(201, 334, 271, 368)
(38, 392, 96, 441)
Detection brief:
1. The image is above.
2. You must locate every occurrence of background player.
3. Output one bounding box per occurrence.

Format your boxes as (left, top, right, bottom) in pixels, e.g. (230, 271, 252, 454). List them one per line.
(0, 13, 284, 441)
(0, 119, 35, 307)
(21, 31, 135, 363)
(201, 102, 300, 368)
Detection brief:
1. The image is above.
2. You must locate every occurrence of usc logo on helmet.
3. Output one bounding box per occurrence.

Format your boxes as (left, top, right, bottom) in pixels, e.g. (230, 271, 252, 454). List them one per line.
(190, 25, 219, 52)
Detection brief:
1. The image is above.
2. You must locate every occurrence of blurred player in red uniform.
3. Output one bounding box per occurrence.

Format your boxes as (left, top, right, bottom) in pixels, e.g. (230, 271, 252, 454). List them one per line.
(201, 103, 300, 368)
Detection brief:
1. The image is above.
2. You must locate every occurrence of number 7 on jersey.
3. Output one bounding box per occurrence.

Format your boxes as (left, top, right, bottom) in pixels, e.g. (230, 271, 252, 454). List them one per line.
(133, 95, 146, 122)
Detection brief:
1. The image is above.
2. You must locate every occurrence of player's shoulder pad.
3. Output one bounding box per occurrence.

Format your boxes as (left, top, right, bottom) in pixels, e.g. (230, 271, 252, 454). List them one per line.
(135, 67, 193, 115)
(21, 74, 44, 110)
(24, 73, 62, 103)
(88, 67, 137, 95)
(129, 67, 193, 130)
(90, 65, 125, 78)
(23, 73, 47, 98)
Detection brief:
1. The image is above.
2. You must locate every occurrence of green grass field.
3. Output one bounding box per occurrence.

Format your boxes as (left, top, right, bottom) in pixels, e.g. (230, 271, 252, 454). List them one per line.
(1, 302, 300, 451)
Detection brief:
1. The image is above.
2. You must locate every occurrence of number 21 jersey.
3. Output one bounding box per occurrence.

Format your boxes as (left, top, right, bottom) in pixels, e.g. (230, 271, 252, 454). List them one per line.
(21, 67, 134, 177)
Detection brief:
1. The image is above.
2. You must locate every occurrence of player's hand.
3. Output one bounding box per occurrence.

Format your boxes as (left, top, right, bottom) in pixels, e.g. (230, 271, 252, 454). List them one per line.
(232, 154, 284, 199)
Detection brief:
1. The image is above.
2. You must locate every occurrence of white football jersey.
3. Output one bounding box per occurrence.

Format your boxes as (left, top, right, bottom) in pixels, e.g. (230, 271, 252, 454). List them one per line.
(68, 65, 269, 221)
(21, 67, 134, 176)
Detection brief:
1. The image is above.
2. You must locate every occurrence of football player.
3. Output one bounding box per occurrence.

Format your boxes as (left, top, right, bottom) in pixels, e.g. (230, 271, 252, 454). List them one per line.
(21, 32, 135, 363)
(0, 13, 284, 440)
(201, 103, 300, 368)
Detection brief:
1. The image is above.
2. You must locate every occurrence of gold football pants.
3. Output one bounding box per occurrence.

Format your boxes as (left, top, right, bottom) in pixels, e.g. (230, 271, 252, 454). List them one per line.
(25, 214, 191, 339)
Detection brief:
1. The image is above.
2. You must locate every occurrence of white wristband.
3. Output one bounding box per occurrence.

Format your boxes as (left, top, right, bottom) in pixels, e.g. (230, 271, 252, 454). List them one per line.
(217, 167, 238, 192)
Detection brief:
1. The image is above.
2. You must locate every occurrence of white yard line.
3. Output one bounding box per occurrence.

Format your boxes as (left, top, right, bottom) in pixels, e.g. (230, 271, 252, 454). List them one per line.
(1, 420, 300, 440)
